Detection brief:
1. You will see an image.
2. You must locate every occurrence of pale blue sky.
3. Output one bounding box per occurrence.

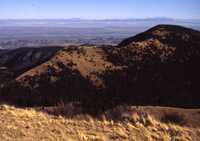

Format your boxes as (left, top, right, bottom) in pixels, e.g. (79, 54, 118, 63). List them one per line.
(0, 0, 200, 19)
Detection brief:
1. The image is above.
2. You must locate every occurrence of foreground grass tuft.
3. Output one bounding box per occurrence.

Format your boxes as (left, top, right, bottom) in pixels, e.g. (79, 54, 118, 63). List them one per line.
(0, 105, 199, 141)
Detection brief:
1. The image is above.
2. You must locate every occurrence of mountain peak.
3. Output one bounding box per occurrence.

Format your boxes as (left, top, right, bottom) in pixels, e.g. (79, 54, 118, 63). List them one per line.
(119, 24, 200, 47)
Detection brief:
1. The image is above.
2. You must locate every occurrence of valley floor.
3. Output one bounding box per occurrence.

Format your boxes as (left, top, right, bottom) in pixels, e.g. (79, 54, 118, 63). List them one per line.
(0, 105, 199, 141)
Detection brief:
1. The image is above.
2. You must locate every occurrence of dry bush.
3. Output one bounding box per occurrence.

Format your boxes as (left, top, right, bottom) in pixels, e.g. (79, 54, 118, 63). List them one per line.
(161, 112, 186, 126)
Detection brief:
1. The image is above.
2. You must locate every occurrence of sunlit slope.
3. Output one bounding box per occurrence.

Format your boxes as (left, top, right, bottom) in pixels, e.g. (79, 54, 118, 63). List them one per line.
(0, 105, 200, 141)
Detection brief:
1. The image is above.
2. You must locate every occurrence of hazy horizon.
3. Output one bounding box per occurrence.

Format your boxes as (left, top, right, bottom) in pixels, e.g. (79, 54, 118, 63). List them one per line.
(1, 0, 200, 19)
(0, 17, 200, 20)
(1, 0, 200, 49)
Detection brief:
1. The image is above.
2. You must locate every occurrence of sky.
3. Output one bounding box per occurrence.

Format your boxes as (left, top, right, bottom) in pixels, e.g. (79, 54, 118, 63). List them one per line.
(0, 0, 200, 19)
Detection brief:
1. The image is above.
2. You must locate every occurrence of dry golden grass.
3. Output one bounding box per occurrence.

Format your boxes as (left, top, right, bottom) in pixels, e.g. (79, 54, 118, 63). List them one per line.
(16, 46, 123, 88)
(0, 105, 199, 141)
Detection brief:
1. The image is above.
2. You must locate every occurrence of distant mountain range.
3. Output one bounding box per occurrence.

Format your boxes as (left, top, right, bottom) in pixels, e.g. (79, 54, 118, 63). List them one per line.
(0, 18, 200, 28)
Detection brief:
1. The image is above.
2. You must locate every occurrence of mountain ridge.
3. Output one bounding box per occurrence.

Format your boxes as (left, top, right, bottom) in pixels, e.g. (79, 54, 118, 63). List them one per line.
(0, 24, 200, 111)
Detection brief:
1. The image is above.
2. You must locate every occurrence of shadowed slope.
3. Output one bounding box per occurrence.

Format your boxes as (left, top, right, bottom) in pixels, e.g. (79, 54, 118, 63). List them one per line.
(103, 25, 200, 107)
(0, 47, 62, 90)
(0, 47, 62, 76)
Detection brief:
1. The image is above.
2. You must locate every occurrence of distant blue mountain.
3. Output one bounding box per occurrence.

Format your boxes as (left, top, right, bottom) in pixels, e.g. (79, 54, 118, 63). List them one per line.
(0, 18, 199, 28)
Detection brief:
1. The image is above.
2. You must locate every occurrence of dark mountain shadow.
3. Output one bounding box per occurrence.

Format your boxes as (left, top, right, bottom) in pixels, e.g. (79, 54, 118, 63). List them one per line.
(101, 24, 200, 108)
(97, 59, 200, 108)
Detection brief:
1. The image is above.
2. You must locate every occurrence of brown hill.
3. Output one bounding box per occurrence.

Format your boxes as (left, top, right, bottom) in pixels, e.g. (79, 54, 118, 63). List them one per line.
(0, 25, 200, 112)
(102, 25, 200, 107)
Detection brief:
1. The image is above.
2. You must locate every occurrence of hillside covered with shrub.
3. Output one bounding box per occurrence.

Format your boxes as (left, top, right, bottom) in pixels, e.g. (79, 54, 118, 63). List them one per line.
(0, 25, 200, 112)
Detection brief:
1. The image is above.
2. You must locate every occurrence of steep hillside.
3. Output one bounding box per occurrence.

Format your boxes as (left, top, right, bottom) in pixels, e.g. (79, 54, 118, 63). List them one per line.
(0, 25, 200, 110)
(0, 47, 62, 75)
(0, 47, 61, 88)
(103, 25, 200, 107)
